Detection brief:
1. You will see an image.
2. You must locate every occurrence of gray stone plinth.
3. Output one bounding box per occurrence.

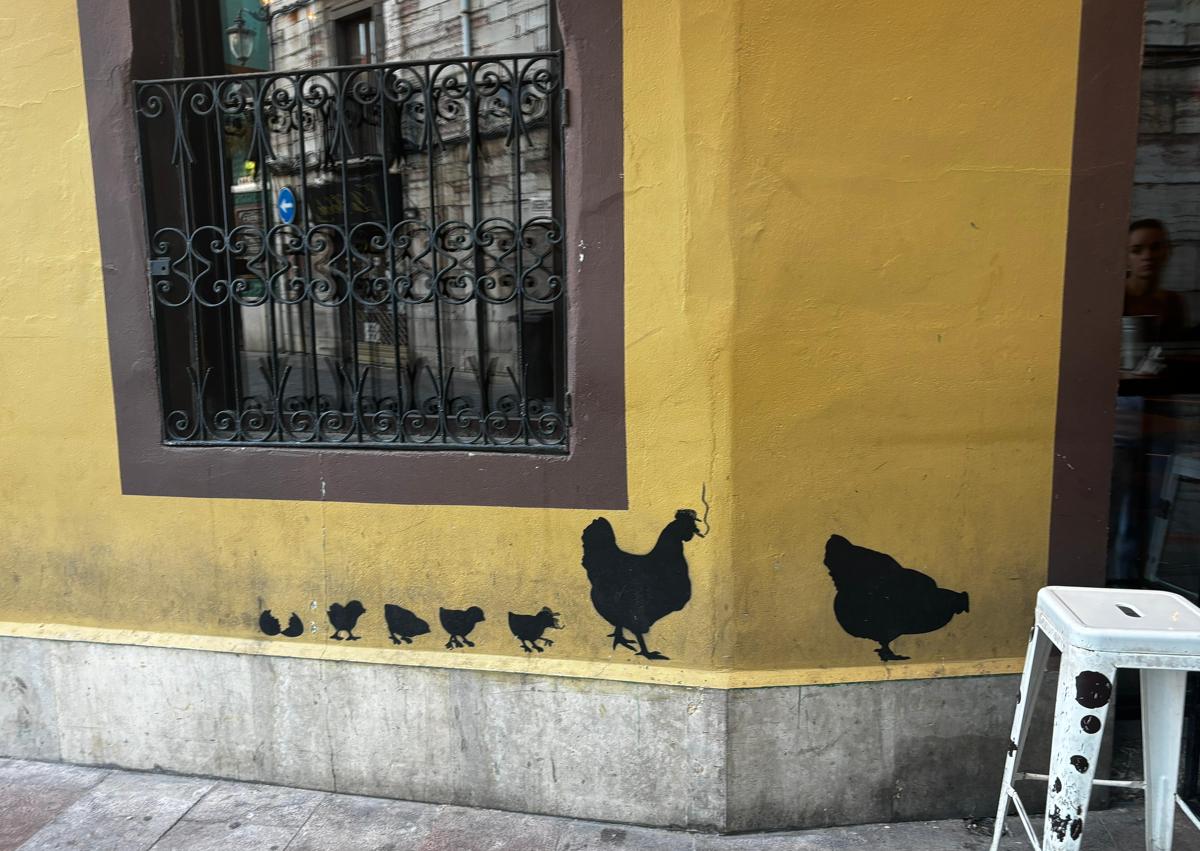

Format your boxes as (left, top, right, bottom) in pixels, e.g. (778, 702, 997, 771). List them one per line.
(1, 635, 1034, 832)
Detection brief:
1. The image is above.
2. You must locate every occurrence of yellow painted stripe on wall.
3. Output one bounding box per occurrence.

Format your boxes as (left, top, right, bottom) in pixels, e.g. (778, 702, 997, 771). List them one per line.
(0, 621, 1023, 689)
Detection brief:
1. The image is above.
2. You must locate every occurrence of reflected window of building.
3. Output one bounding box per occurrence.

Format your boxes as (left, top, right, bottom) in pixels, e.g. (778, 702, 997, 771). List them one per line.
(336, 10, 378, 65)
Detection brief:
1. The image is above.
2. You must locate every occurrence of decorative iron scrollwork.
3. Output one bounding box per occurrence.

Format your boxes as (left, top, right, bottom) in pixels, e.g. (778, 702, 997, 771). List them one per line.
(135, 52, 566, 451)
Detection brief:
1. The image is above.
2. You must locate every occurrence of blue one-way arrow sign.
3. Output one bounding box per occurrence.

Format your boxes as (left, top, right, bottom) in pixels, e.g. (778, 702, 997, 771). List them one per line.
(277, 186, 296, 225)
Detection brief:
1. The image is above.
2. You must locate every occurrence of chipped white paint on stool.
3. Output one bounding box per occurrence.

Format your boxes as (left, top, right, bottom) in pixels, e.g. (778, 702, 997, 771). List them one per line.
(989, 586, 1200, 851)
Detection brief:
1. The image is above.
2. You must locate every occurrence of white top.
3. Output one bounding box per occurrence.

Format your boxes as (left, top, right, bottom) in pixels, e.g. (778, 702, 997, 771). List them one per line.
(1036, 586, 1200, 656)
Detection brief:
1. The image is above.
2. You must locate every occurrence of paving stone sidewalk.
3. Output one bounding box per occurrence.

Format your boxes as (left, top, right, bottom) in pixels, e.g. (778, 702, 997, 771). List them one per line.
(3, 757, 1199, 850)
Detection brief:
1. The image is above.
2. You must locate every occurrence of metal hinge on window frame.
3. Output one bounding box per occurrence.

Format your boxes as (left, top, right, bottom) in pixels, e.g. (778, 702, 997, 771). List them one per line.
(564, 392, 573, 426)
(561, 89, 569, 127)
(147, 258, 169, 277)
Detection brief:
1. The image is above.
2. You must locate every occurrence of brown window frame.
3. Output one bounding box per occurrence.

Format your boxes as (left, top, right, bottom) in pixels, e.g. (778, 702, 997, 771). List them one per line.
(78, 0, 627, 509)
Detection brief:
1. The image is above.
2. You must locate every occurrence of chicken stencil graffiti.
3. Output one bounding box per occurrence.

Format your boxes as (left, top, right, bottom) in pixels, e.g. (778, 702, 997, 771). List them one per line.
(509, 607, 564, 653)
(328, 600, 367, 640)
(255, 490, 712, 661)
(384, 604, 430, 645)
(258, 599, 568, 653)
(823, 535, 969, 662)
(440, 606, 486, 648)
(259, 609, 305, 638)
(581, 489, 710, 661)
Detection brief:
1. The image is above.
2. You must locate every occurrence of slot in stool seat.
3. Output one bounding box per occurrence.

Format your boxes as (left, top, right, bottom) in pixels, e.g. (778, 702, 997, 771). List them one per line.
(990, 586, 1200, 850)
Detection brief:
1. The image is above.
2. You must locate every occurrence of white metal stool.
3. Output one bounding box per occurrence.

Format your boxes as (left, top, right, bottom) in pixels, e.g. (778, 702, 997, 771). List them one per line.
(991, 586, 1200, 851)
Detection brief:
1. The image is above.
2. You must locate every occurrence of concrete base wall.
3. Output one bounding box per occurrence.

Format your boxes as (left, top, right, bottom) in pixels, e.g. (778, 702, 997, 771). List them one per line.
(1, 635, 1036, 832)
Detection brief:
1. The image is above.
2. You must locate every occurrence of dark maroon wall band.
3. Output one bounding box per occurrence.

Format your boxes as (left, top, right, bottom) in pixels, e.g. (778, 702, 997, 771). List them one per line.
(1047, 0, 1145, 584)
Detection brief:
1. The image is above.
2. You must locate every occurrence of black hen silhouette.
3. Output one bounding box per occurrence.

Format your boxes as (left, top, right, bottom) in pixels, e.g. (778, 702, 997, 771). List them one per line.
(581, 509, 702, 661)
(384, 604, 430, 645)
(823, 534, 969, 662)
(327, 600, 366, 641)
(508, 607, 563, 653)
(440, 606, 485, 648)
(259, 610, 305, 638)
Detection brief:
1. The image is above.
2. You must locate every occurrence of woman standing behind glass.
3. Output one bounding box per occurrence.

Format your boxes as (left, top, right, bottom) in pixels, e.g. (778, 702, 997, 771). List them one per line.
(1125, 218, 1187, 342)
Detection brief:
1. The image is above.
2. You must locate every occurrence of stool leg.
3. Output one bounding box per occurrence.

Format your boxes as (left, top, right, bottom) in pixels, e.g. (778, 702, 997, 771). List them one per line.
(990, 626, 1052, 851)
(1043, 648, 1115, 851)
(1141, 668, 1187, 851)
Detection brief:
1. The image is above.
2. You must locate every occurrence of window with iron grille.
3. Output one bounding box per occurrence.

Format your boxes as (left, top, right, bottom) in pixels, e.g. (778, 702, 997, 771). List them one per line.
(133, 4, 567, 451)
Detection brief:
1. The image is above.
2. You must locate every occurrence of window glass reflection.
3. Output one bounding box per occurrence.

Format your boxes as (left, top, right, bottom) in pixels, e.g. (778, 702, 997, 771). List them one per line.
(145, 0, 564, 448)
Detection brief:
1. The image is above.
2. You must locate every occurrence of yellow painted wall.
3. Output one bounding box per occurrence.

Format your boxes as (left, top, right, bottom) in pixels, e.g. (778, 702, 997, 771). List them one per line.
(722, 1, 1082, 674)
(0, 0, 735, 684)
(0, 0, 1082, 687)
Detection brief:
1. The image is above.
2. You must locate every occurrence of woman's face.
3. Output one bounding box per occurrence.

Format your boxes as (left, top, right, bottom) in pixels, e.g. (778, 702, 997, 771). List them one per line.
(1128, 226, 1170, 285)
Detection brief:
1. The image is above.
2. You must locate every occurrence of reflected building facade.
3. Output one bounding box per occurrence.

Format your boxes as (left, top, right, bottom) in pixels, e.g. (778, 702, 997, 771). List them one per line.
(139, 0, 563, 449)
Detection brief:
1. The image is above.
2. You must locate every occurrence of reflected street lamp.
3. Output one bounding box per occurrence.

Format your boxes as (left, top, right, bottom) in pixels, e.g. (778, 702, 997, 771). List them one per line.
(226, 10, 257, 66)
(227, 1, 314, 70)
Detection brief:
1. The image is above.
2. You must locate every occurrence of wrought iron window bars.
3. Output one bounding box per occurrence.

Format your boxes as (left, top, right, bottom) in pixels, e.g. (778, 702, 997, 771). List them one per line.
(134, 52, 567, 451)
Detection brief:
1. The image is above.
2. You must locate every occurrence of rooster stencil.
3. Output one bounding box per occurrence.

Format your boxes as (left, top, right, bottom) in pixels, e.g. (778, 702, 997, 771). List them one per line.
(823, 534, 969, 662)
(581, 495, 708, 661)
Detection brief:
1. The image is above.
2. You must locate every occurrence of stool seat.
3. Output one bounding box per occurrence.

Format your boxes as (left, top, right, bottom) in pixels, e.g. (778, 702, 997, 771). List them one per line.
(1037, 586, 1200, 657)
